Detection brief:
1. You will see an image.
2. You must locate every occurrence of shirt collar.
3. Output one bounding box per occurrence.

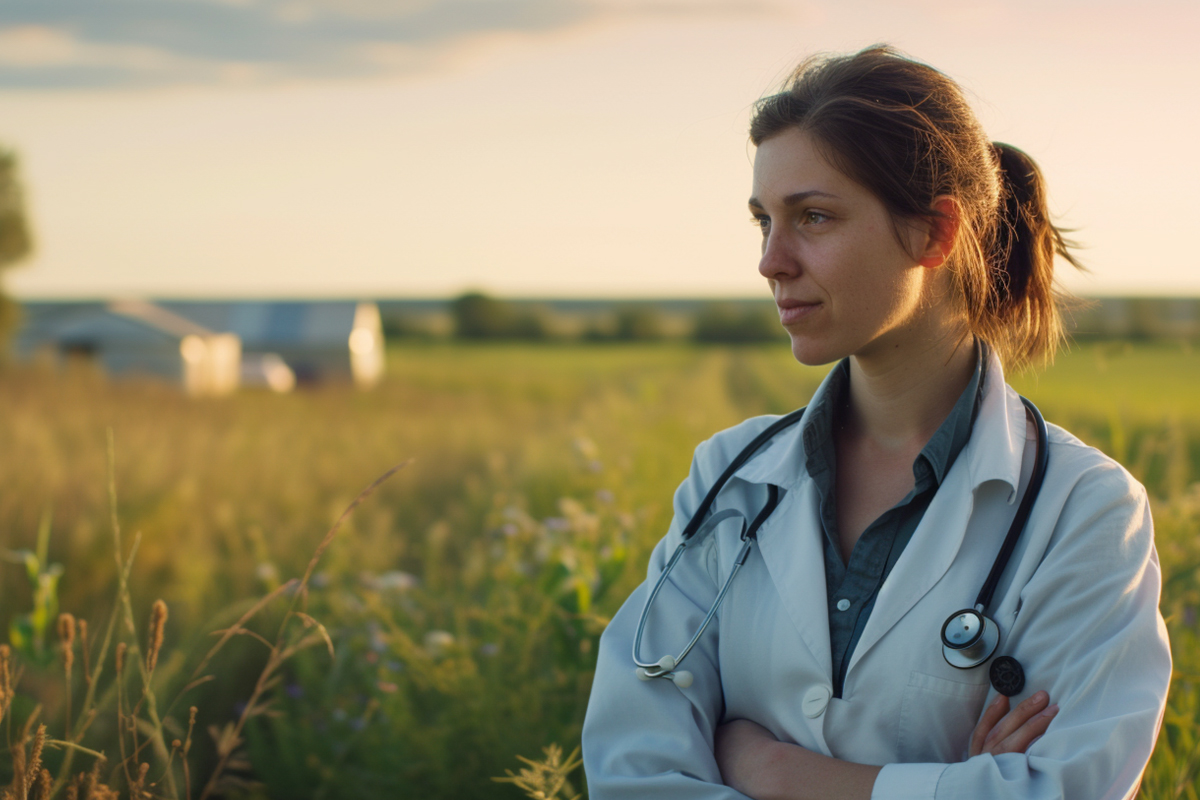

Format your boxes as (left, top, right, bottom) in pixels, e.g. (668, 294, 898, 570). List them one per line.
(733, 345, 1025, 499)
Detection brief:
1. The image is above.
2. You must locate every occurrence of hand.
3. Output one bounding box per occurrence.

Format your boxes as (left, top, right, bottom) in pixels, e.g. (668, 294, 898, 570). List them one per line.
(714, 718, 779, 797)
(969, 690, 1059, 757)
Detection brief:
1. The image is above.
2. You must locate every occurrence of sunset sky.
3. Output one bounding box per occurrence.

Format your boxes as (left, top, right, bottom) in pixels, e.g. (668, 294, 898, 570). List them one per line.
(1, 0, 1195, 299)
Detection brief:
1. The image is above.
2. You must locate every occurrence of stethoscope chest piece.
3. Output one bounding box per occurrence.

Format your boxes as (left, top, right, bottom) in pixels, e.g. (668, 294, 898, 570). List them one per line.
(941, 608, 999, 669)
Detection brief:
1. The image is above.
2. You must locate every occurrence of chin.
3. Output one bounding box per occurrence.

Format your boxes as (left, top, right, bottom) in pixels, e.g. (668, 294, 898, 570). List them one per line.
(787, 334, 845, 367)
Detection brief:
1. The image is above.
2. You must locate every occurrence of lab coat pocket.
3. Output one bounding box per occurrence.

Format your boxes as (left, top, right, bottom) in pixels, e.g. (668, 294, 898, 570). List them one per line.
(897, 670, 989, 763)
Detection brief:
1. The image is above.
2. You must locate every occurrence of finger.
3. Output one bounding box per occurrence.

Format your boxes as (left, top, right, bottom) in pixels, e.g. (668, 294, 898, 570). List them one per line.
(992, 704, 1059, 755)
(970, 695, 1009, 758)
(982, 691, 1050, 750)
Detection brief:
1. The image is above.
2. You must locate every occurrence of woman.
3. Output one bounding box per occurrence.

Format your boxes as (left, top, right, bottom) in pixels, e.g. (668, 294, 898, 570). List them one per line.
(581, 46, 1171, 799)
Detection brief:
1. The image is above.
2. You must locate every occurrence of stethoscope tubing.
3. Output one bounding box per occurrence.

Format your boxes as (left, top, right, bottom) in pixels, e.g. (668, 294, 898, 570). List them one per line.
(632, 395, 1048, 693)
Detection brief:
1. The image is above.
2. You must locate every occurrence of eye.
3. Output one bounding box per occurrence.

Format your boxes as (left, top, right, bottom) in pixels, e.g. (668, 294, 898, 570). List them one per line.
(750, 214, 770, 234)
(801, 210, 830, 225)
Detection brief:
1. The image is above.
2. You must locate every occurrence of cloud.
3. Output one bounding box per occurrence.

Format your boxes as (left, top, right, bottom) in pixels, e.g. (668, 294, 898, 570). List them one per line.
(0, 0, 776, 89)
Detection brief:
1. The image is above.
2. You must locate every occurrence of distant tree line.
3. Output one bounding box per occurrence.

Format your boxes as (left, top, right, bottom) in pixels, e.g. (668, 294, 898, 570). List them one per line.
(409, 292, 786, 344)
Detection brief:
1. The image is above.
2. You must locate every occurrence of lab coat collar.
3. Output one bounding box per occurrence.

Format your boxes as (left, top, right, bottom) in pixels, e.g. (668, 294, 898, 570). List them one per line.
(733, 346, 1025, 500)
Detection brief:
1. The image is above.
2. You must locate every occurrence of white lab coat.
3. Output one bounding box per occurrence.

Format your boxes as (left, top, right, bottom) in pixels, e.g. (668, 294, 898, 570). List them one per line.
(582, 351, 1172, 800)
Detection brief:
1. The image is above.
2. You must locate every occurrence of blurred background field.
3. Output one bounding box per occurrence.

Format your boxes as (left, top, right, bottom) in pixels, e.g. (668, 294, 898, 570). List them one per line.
(2, 338, 1200, 798)
(0, 2, 1195, 796)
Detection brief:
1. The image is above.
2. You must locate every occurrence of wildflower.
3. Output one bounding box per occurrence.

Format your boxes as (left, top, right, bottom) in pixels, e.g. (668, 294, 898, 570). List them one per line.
(423, 630, 455, 657)
(377, 680, 398, 693)
(376, 571, 418, 592)
(479, 642, 500, 657)
(255, 562, 279, 584)
(285, 683, 304, 699)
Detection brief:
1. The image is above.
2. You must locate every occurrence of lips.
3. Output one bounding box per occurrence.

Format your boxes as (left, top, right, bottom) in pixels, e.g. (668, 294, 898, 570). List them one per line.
(776, 299, 821, 325)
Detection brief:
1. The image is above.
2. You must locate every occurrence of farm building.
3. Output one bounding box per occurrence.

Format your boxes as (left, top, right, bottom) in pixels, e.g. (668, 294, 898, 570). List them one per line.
(14, 299, 241, 396)
(15, 299, 385, 392)
(157, 300, 384, 387)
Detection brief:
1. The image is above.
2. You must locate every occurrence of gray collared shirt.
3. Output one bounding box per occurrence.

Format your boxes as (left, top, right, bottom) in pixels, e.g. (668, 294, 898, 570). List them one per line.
(802, 346, 986, 697)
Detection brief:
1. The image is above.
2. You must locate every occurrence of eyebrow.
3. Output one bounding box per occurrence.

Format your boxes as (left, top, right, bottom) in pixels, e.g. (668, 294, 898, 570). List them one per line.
(747, 190, 840, 210)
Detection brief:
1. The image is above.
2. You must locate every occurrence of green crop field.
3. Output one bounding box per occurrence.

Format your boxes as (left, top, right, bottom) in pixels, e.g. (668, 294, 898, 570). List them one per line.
(2, 340, 1199, 798)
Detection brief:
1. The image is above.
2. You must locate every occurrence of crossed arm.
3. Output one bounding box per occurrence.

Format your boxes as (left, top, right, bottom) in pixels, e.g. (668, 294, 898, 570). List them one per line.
(714, 691, 1059, 800)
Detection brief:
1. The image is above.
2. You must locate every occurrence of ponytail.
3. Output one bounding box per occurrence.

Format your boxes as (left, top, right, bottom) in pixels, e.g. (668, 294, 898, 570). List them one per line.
(983, 143, 1082, 370)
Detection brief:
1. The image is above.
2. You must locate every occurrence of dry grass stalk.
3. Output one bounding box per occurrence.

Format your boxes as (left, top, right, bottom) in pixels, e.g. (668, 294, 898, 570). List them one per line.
(10, 739, 26, 800)
(64, 757, 119, 800)
(58, 527, 141, 787)
(78, 620, 91, 689)
(32, 770, 50, 800)
(0, 644, 11, 728)
(5, 441, 407, 800)
(195, 460, 411, 800)
(57, 614, 76, 676)
(26, 725, 45, 790)
(58, 614, 76, 736)
(145, 602, 167, 675)
(131, 762, 149, 798)
(182, 707, 196, 800)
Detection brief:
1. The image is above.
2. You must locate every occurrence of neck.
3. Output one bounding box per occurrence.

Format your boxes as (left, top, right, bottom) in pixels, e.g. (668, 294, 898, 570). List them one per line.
(843, 325, 977, 452)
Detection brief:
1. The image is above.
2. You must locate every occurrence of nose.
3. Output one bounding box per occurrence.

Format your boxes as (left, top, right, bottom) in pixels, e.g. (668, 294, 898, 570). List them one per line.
(758, 229, 801, 283)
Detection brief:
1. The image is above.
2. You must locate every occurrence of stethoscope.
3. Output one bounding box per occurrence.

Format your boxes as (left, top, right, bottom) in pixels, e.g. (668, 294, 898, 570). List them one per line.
(633, 396, 1048, 697)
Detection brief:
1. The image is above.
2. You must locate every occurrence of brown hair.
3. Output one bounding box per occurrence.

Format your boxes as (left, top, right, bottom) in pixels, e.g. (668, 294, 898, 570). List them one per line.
(749, 45, 1081, 370)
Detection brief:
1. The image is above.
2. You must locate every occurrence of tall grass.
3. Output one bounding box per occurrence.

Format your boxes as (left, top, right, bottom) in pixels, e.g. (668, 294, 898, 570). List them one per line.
(1, 341, 1198, 797)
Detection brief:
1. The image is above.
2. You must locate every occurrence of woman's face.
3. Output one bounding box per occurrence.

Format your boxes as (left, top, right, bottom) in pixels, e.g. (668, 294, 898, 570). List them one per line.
(751, 127, 945, 367)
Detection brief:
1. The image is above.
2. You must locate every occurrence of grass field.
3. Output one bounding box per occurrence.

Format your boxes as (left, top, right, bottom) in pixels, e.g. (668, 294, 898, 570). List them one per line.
(2, 340, 1199, 798)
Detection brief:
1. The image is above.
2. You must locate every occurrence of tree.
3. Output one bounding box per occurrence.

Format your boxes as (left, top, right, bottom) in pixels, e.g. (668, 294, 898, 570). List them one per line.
(692, 302, 783, 344)
(450, 292, 550, 340)
(0, 146, 33, 352)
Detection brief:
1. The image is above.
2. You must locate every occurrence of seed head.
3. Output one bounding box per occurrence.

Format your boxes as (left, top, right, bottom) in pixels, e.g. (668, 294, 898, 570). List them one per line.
(146, 600, 168, 674)
(115, 642, 127, 676)
(34, 767, 52, 800)
(27, 724, 46, 784)
(0, 644, 11, 716)
(58, 613, 77, 675)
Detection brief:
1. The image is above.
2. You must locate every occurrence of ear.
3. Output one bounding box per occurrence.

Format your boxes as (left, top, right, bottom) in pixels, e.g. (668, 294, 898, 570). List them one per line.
(917, 196, 961, 269)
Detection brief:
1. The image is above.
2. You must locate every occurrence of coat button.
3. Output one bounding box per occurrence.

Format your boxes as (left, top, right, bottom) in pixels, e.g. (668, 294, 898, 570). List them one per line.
(836, 598, 851, 611)
(803, 686, 831, 718)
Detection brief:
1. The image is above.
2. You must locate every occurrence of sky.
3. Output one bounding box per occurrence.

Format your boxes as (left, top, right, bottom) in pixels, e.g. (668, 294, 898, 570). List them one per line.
(0, 0, 1196, 300)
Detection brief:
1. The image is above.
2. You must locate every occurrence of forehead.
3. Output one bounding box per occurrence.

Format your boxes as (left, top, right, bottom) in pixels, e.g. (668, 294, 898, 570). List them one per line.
(750, 128, 855, 206)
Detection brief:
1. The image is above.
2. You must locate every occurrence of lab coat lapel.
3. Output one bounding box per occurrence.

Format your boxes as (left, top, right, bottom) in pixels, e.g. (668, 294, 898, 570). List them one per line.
(845, 462, 975, 673)
(844, 350, 1026, 674)
(753, 478, 833, 679)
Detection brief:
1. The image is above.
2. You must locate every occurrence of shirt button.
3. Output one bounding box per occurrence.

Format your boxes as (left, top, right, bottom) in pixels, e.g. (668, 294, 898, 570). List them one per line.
(836, 598, 851, 611)
(803, 686, 831, 718)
